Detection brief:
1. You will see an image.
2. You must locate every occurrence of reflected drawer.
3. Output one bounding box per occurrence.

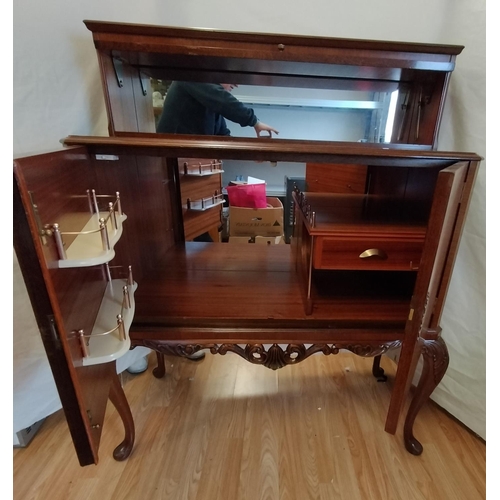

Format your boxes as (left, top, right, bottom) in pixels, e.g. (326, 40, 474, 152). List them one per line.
(313, 236, 424, 271)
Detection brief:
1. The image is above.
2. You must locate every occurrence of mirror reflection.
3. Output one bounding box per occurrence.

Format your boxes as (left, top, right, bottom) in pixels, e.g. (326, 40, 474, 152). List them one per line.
(151, 79, 399, 144)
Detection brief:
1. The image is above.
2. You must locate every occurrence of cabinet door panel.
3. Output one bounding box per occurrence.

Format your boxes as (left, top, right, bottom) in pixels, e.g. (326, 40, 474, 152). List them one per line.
(13, 147, 116, 466)
(408, 161, 469, 333)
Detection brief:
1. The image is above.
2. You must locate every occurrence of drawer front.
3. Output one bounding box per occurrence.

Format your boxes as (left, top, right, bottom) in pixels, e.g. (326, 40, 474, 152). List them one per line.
(183, 208, 222, 241)
(314, 237, 423, 271)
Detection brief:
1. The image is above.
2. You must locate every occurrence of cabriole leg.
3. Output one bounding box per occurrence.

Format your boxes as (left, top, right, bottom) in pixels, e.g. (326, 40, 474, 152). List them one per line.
(404, 336, 449, 455)
(153, 351, 166, 378)
(109, 370, 135, 461)
(372, 354, 388, 382)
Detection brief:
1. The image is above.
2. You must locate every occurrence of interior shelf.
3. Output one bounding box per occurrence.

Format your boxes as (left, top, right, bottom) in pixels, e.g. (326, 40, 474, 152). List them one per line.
(184, 193, 226, 212)
(80, 278, 138, 366)
(182, 159, 224, 177)
(132, 243, 412, 327)
(293, 191, 429, 235)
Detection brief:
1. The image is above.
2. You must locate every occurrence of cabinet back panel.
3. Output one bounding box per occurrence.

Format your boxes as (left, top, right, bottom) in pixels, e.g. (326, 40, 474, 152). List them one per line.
(91, 155, 177, 280)
(367, 165, 441, 221)
(306, 163, 368, 194)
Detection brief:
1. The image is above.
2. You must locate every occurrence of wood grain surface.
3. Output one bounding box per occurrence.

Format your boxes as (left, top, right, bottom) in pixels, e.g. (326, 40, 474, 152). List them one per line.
(13, 352, 485, 500)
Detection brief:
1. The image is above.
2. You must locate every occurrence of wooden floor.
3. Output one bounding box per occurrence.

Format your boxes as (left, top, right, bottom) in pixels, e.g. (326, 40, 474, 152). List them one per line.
(13, 352, 486, 500)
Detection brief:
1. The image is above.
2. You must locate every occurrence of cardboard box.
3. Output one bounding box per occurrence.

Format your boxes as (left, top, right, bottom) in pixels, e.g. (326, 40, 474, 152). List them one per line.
(229, 197, 284, 237)
(255, 235, 285, 245)
(228, 236, 253, 244)
(228, 235, 285, 245)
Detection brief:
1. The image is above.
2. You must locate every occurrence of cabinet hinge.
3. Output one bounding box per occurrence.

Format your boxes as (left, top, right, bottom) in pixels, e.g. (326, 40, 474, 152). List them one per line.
(27, 191, 50, 244)
(139, 70, 148, 96)
(111, 56, 124, 88)
(40, 315, 62, 350)
(459, 180, 467, 205)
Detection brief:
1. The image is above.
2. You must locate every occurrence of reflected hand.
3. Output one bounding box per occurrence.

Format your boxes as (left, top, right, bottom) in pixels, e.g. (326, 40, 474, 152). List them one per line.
(254, 121, 279, 137)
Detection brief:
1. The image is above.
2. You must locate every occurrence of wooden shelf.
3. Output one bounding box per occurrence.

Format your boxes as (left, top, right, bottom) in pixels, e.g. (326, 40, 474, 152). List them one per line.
(132, 243, 412, 328)
(293, 192, 428, 236)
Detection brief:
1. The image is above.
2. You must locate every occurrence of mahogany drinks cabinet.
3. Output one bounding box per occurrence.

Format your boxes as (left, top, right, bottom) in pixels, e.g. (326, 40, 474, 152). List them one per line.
(13, 20, 481, 466)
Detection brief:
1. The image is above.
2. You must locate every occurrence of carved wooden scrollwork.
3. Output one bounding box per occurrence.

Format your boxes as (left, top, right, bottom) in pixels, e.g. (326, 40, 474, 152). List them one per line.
(421, 336, 449, 385)
(143, 340, 402, 371)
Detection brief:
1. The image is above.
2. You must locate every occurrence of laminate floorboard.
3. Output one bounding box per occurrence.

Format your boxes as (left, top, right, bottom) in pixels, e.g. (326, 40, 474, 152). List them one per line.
(13, 352, 486, 500)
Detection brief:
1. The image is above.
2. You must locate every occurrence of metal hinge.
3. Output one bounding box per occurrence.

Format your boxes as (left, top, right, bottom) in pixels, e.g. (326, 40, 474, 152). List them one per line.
(139, 70, 148, 96)
(112, 56, 124, 88)
(41, 315, 62, 350)
(28, 191, 51, 244)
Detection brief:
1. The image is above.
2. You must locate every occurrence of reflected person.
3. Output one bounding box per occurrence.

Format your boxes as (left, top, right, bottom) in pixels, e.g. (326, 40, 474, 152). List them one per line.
(156, 82, 279, 137)
(157, 81, 279, 244)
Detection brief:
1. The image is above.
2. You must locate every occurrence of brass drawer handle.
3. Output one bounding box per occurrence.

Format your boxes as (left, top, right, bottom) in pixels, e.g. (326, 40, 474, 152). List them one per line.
(359, 248, 387, 260)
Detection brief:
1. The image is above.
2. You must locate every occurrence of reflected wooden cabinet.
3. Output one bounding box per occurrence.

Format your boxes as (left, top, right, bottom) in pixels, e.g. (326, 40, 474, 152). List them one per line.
(178, 157, 224, 241)
(13, 20, 480, 466)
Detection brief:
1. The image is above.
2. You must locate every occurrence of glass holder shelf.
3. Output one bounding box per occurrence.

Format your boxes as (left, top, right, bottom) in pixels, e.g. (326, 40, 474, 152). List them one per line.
(79, 278, 137, 366)
(50, 190, 126, 268)
(56, 212, 127, 268)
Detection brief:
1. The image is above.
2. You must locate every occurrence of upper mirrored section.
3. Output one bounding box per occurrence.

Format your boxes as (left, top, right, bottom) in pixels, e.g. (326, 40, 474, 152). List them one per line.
(151, 80, 401, 144)
(85, 20, 463, 147)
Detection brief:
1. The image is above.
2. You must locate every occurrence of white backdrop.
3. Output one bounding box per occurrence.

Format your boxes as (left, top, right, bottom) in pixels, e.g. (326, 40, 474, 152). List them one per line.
(13, 0, 486, 440)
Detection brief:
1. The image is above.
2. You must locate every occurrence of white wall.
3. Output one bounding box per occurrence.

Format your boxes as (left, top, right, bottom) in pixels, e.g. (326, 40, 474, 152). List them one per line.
(13, 0, 486, 438)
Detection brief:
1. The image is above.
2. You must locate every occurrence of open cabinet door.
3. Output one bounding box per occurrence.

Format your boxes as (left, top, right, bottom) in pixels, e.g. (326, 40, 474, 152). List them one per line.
(385, 160, 478, 453)
(13, 146, 135, 466)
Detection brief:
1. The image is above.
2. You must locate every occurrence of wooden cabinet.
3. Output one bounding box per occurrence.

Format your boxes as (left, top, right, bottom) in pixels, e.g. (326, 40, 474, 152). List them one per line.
(13, 20, 480, 466)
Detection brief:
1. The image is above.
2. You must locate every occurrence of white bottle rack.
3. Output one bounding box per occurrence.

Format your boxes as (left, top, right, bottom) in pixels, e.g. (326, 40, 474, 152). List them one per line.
(184, 192, 226, 212)
(51, 190, 127, 268)
(78, 274, 137, 366)
(182, 160, 224, 177)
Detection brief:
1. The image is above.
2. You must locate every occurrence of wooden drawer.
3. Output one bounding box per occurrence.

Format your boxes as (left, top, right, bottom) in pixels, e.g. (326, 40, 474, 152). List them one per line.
(313, 236, 423, 271)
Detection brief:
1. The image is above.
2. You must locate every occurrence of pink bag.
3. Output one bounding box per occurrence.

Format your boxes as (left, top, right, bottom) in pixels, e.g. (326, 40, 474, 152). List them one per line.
(226, 183, 267, 208)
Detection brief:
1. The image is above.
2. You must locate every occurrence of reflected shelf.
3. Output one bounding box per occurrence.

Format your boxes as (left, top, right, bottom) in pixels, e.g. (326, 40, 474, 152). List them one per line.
(184, 192, 225, 212)
(182, 159, 224, 177)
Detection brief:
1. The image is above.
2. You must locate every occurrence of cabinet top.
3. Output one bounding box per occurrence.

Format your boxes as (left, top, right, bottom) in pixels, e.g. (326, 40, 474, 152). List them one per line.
(62, 134, 482, 166)
(84, 20, 463, 56)
(83, 20, 463, 81)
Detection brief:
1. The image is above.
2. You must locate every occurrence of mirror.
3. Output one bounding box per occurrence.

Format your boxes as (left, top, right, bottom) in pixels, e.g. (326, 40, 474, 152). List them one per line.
(151, 79, 402, 144)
